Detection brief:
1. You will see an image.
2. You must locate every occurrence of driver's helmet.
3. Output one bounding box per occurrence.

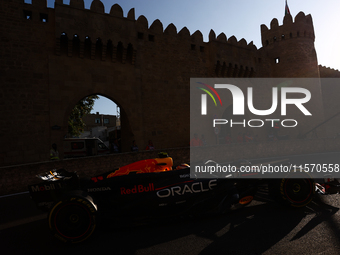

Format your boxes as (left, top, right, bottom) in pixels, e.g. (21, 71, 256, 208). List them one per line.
(176, 163, 190, 170)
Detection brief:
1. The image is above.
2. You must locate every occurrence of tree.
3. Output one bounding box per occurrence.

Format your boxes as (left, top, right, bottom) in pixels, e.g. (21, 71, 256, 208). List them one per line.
(68, 95, 99, 137)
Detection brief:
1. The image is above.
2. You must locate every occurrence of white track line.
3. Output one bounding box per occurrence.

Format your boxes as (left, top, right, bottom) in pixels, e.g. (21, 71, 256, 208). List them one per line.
(0, 214, 47, 231)
(0, 191, 29, 199)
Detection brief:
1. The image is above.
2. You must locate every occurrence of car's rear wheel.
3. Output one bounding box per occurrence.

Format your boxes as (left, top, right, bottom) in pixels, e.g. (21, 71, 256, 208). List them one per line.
(48, 196, 97, 243)
(269, 170, 315, 207)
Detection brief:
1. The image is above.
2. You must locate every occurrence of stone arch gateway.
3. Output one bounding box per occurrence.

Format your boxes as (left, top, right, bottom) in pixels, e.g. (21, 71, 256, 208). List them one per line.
(62, 93, 134, 153)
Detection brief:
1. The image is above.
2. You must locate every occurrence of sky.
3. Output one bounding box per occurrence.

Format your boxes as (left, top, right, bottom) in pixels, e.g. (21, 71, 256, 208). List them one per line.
(36, 0, 340, 115)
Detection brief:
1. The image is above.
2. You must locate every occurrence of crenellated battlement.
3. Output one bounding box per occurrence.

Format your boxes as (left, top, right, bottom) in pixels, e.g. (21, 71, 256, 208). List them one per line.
(319, 65, 340, 78)
(15, 0, 322, 79)
(261, 12, 315, 47)
(21, 0, 257, 63)
(23, 0, 314, 55)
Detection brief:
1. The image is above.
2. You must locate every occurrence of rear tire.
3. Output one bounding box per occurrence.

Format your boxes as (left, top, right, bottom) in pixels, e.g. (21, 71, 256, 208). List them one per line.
(48, 195, 97, 243)
(269, 170, 315, 207)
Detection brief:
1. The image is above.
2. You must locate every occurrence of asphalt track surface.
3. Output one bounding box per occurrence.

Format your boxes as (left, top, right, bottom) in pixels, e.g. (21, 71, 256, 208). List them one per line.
(2, 153, 340, 254)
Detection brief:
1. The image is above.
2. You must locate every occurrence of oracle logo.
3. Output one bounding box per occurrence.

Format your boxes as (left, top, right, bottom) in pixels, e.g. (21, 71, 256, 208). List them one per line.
(156, 180, 217, 198)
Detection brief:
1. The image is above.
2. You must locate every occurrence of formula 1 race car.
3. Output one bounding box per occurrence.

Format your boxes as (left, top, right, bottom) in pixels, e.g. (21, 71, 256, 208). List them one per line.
(28, 153, 316, 244)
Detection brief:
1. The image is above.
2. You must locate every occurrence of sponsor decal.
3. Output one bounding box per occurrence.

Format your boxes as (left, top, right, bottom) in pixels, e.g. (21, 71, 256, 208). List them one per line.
(70, 197, 97, 213)
(38, 201, 54, 207)
(120, 183, 154, 195)
(69, 197, 97, 212)
(179, 174, 190, 178)
(87, 187, 111, 192)
(176, 200, 186, 204)
(156, 179, 217, 198)
(91, 176, 104, 183)
(31, 183, 62, 192)
(239, 196, 254, 205)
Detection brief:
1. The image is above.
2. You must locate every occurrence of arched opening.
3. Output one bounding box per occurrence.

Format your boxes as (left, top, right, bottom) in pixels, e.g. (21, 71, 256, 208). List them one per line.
(215, 61, 221, 76)
(249, 67, 254, 77)
(106, 40, 113, 61)
(95, 38, 103, 60)
(126, 43, 134, 64)
(84, 36, 92, 59)
(60, 32, 68, 55)
(227, 63, 233, 77)
(233, 64, 238, 77)
(89, 95, 121, 153)
(238, 65, 244, 77)
(64, 94, 133, 158)
(116, 42, 123, 62)
(221, 62, 226, 77)
(72, 34, 80, 57)
(244, 66, 249, 77)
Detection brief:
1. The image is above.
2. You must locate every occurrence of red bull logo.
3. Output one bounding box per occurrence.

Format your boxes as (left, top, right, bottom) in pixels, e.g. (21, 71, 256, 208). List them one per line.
(120, 183, 155, 195)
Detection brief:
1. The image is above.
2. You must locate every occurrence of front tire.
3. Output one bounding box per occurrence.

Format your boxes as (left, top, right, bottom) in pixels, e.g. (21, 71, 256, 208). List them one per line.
(48, 195, 97, 243)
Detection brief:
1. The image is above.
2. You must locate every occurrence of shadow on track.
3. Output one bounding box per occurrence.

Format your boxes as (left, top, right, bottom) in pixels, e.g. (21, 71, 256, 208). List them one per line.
(2, 190, 340, 255)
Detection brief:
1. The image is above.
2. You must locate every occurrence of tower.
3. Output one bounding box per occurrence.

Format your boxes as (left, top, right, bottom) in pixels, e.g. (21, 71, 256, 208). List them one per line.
(260, 12, 319, 78)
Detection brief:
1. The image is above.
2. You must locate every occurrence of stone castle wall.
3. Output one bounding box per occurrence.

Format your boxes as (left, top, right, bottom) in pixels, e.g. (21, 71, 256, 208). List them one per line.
(1, 0, 339, 167)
